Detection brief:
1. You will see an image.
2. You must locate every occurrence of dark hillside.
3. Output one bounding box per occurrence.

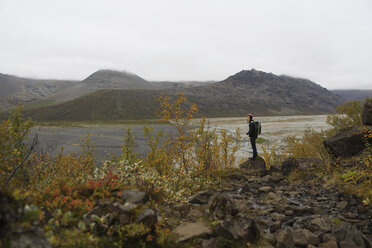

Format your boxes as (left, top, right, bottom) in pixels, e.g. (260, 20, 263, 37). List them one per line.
(24, 89, 164, 121)
(23, 69, 344, 121)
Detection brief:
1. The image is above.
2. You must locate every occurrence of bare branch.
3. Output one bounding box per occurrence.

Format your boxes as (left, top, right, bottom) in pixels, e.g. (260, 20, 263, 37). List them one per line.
(6, 130, 39, 185)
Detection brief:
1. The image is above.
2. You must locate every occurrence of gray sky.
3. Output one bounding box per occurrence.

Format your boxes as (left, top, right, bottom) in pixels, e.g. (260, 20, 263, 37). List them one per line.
(0, 0, 371, 89)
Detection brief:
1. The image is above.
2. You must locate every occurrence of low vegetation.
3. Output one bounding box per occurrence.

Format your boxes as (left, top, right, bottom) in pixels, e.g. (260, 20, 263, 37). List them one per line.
(0, 94, 241, 246)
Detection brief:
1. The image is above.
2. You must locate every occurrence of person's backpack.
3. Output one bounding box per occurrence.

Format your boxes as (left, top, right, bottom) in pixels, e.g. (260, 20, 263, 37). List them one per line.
(254, 121, 261, 136)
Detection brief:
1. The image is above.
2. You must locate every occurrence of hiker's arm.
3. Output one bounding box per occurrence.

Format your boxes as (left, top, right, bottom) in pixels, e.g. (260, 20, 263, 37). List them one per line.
(248, 122, 255, 137)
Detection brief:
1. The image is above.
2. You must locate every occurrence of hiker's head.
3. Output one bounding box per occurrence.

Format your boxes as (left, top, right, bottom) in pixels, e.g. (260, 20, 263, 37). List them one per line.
(248, 114, 253, 121)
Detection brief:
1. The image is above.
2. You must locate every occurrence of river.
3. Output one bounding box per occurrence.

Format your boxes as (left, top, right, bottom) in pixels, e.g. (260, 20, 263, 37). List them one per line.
(32, 115, 331, 165)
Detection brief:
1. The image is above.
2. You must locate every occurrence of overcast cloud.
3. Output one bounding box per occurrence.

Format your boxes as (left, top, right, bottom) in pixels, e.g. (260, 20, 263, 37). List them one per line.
(0, 0, 371, 89)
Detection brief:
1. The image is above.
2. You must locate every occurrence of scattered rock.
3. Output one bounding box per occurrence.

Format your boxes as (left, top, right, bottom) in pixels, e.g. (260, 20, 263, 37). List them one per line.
(259, 186, 272, 193)
(307, 218, 331, 233)
(284, 210, 294, 216)
(339, 240, 358, 248)
(270, 164, 281, 173)
(213, 216, 259, 243)
(261, 173, 283, 184)
(208, 194, 239, 220)
(337, 201, 348, 210)
(344, 225, 366, 247)
(281, 157, 299, 176)
(188, 208, 203, 220)
(297, 158, 323, 169)
(201, 237, 222, 248)
(239, 156, 266, 171)
(270, 172, 284, 183)
(262, 232, 276, 245)
(119, 189, 148, 204)
(274, 229, 294, 248)
(189, 191, 215, 205)
(289, 205, 315, 215)
(239, 182, 250, 194)
(261, 175, 271, 182)
(267, 192, 283, 203)
(362, 234, 372, 247)
(83, 200, 137, 234)
(319, 240, 338, 248)
(323, 233, 337, 242)
(300, 228, 320, 246)
(137, 208, 157, 226)
(333, 223, 348, 242)
(228, 173, 246, 181)
(172, 222, 212, 243)
(271, 213, 286, 222)
(292, 229, 308, 247)
(270, 221, 281, 233)
(343, 211, 358, 219)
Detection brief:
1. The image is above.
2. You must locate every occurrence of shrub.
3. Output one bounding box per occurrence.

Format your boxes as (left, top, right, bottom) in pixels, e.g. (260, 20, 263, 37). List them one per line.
(96, 94, 241, 202)
(27, 135, 96, 191)
(326, 100, 363, 132)
(284, 129, 330, 161)
(262, 145, 285, 168)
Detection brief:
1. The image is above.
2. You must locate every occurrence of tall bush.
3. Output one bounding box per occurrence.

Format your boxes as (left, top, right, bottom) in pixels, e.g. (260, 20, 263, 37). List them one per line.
(326, 100, 363, 132)
(0, 106, 35, 187)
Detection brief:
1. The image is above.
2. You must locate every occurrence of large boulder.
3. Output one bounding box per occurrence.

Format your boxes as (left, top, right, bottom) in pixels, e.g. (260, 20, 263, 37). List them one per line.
(323, 127, 372, 158)
(239, 156, 266, 171)
(362, 100, 372, 125)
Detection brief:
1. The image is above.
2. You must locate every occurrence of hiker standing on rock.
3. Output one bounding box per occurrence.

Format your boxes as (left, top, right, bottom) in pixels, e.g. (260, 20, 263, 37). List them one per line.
(247, 114, 258, 160)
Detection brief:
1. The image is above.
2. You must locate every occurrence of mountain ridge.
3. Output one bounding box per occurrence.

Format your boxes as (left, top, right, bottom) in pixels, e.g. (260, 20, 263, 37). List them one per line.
(19, 69, 344, 121)
(0, 73, 78, 110)
(331, 89, 372, 101)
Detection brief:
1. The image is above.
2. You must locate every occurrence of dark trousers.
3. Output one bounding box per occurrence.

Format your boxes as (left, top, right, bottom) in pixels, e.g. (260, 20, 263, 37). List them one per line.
(250, 137, 257, 157)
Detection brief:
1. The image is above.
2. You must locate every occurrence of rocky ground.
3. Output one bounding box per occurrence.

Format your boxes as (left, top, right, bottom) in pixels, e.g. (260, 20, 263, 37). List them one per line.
(164, 157, 372, 247)
(1, 158, 371, 248)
